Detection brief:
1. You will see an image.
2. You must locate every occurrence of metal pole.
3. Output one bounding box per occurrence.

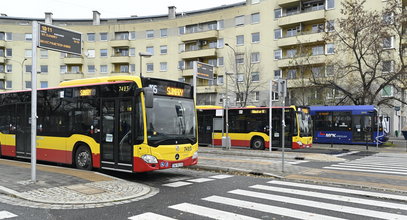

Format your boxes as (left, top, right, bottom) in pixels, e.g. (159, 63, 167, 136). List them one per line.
(193, 61, 197, 105)
(377, 108, 380, 150)
(225, 72, 230, 150)
(31, 21, 38, 182)
(139, 55, 142, 77)
(21, 58, 27, 90)
(269, 80, 272, 152)
(281, 80, 286, 173)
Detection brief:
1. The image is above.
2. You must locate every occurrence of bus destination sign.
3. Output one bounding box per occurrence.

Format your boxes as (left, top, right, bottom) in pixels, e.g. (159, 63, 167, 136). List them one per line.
(39, 23, 82, 55)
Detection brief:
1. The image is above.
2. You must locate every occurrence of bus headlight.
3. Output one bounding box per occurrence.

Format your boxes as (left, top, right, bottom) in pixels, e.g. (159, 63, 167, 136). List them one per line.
(141, 155, 158, 164)
(192, 151, 198, 159)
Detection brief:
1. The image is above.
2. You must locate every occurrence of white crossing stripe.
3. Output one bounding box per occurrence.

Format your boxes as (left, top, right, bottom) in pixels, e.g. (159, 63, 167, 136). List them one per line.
(324, 166, 407, 175)
(287, 160, 309, 165)
(229, 189, 407, 219)
(203, 195, 346, 220)
(340, 162, 407, 169)
(169, 203, 259, 220)
(128, 212, 176, 220)
(333, 151, 360, 157)
(329, 164, 407, 172)
(268, 180, 407, 201)
(209, 174, 234, 179)
(187, 178, 215, 183)
(251, 184, 407, 211)
(0, 211, 17, 220)
(162, 181, 192, 187)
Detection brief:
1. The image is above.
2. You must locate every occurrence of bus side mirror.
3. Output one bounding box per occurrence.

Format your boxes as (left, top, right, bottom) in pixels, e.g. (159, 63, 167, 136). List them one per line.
(143, 87, 154, 108)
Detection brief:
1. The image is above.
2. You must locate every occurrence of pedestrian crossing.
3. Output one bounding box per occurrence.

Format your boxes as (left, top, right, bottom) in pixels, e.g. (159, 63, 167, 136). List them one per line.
(162, 174, 233, 187)
(0, 211, 17, 220)
(129, 180, 407, 220)
(324, 153, 407, 175)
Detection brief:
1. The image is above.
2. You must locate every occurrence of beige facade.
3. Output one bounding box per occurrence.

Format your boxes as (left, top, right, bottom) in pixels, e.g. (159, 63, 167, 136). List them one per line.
(0, 0, 405, 111)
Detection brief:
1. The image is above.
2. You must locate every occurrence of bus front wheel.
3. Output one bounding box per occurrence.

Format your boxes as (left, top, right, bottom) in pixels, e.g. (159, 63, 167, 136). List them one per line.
(251, 137, 265, 150)
(75, 145, 93, 171)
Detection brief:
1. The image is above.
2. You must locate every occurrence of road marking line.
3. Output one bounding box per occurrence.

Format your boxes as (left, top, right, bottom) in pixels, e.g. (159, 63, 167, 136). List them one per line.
(333, 151, 360, 157)
(253, 184, 407, 210)
(0, 211, 17, 220)
(229, 189, 407, 220)
(128, 212, 176, 220)
(162, 181, 192, 187)
(169, 203, 259, 220)
(338, 162, 407, 168)
(209, 174, 234, 179)
(324, 166, 407, 175)
(330, 164, 407, 172)
(187, 178, 214, 183)
(203, 196, 345, 220)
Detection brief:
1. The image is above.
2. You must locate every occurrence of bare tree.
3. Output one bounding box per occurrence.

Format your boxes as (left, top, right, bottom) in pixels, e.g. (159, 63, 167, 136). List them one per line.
(309, 0, 406, 107)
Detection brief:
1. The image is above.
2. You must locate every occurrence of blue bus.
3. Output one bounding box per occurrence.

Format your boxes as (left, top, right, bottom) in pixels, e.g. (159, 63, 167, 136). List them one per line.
(309, 105, 388, 145)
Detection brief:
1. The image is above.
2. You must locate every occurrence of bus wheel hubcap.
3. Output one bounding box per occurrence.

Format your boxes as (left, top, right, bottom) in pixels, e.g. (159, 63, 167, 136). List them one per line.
(78, 152, 89, 167)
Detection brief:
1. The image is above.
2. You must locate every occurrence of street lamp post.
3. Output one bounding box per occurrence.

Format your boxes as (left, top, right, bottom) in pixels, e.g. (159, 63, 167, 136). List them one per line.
(224, 71, 234, 150)
(21, 58, 27, 89)
(138, 52, 152, 78)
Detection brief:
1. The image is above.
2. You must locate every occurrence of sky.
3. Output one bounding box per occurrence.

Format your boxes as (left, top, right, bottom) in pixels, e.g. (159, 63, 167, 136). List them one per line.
(2, 0, 244, 19)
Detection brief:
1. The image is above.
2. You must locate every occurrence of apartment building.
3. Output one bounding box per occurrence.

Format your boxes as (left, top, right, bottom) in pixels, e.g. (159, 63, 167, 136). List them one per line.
(0, 0, 406, 134)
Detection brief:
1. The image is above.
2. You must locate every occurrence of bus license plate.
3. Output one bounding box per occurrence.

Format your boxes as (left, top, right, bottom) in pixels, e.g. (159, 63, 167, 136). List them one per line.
(172, 162, 183, 168)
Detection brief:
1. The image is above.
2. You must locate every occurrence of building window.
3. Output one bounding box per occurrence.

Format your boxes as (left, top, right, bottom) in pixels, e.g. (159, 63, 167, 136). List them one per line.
(87, 49, 95, 58)
(160, 62, 168, 72)
(100, 65, 108, 74)
(236, 54, 244, 64)
(115, 32, 129, 40)
(100, 32, 108, 41)
(160, 45, 168, 54)
(208, 59, 217, 67)
(287, 27, 300, 37)
(87, 33, 95, 42)
(0, 49, 3, 57)
(217, 20, 224, 30)
(312, 24, 325, 33)
(40, 81, 48, 88)
(236, 92, 244, 102)
(60, 65, 67, 74)
(6, 48, 12, 57)
(235, 15, 245, 26)
(25, 81, 31, 89)
(382, 61, 393, 73)
(254, 91, 260, 101)
(287, 49, 297, 58)
(287, 69, 297, 79)
(129, 48, 136, 56)
(160, 28, 168, 37)
(130, 64, 135, 73)
(25, 65, 32, 73)
(25, 33, 32, 41)
(120, 65, 129, 73)
(178, 61, 185, 70)
(251, 72, 260, 82)
(25, 49, 32, 58)
(274, 29, 282, 40)
(381, 85, 393, 97)
(5, 32, 12, 41)
(40, 49, 48, 58)
(251, 13, 260, 24)
(383, 36, 394, 49)
(129, 31, 136, 40)
(252, 0, 260, 4)
(312, 66, 324, 78)
(71, 66, 80, 73)
(251, 32, 260, 43)
(237, 73, 244, 83)
(100, 49, 108, 57)
(326, 43, 335, 54)
(236, 35, 244, 45)
(274, 8, 282, 19)
(218, 57, 224, 66)
(217, 76, 224, 85)
(217, 38, 224, 48)
(88, 65, 95, 73)
(146, 46, 154, 55)
(326, 20, 335, 32)
(0, 32, 4, 40)
(274, 49, 282, 60)
(251, 52, 260, 63)
(0, 65, 3, 73)
(326, 0, 335, 9)
(178, 26, 185, 35)
(147, 63, 154, 72)
(312, 45, 324, 55)
(146, 30, 154, 39)
(325, 65, 334, 76)
(40, 65, 48, 73)
(6, 80, 12, 89)
(274, 70, 282, 79)
(6, 64, 12, 73)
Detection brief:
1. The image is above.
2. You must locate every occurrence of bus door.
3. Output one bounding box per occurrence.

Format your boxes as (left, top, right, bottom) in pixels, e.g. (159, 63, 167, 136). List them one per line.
(15, 103, 31, 157)
(198, 111, 213, 145)
(100, 98, 133, 171)
(352, 115, 372, 143)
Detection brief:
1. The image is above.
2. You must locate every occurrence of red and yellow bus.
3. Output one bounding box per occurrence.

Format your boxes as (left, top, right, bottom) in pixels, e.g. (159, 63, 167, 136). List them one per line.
(0, 76, 198, 172)
(197, 105, 312, 150)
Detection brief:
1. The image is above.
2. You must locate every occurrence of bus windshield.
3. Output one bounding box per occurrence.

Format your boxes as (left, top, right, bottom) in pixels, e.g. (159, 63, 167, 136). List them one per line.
(147, 96, 196, 146)
(298, 111, 312, 137)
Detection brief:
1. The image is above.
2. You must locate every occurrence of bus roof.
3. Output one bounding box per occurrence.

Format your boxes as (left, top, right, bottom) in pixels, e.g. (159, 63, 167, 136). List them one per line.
(59, 75, 141, 87)
(309, 105, 376, 115)
(196, 105, 296, 110)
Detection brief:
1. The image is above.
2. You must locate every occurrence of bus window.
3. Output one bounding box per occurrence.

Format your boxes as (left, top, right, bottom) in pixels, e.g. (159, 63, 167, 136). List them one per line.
(332, 112, 351, 131)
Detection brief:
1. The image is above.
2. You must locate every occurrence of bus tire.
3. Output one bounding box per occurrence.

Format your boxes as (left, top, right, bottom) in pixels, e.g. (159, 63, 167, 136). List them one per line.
(251, 137, 265, 150)
(74, 145, 93, 171)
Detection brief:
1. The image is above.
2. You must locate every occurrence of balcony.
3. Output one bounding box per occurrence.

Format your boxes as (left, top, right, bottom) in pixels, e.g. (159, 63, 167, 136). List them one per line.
(0, 57, 4, 64)
(110, 40, 130, 47)
(277, 54, 326, 68)
(181, 30, 218, 42)
(0, 72, 5, 79)
(64, 57, 83, 64)
(110, 71, 131, 75)
(278, 0, 299, 7)
(286, 78, 311, 88)
(181, 48, 216, 59)
(0, 40, 5, 47)
(278, 32, 325, 47)
(181, 69, 194, 77)
(278, 9, 325, 27)
(63, 73, 84, 80)
(111, 56, 131, 63)
(196, 85, 218, 94)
